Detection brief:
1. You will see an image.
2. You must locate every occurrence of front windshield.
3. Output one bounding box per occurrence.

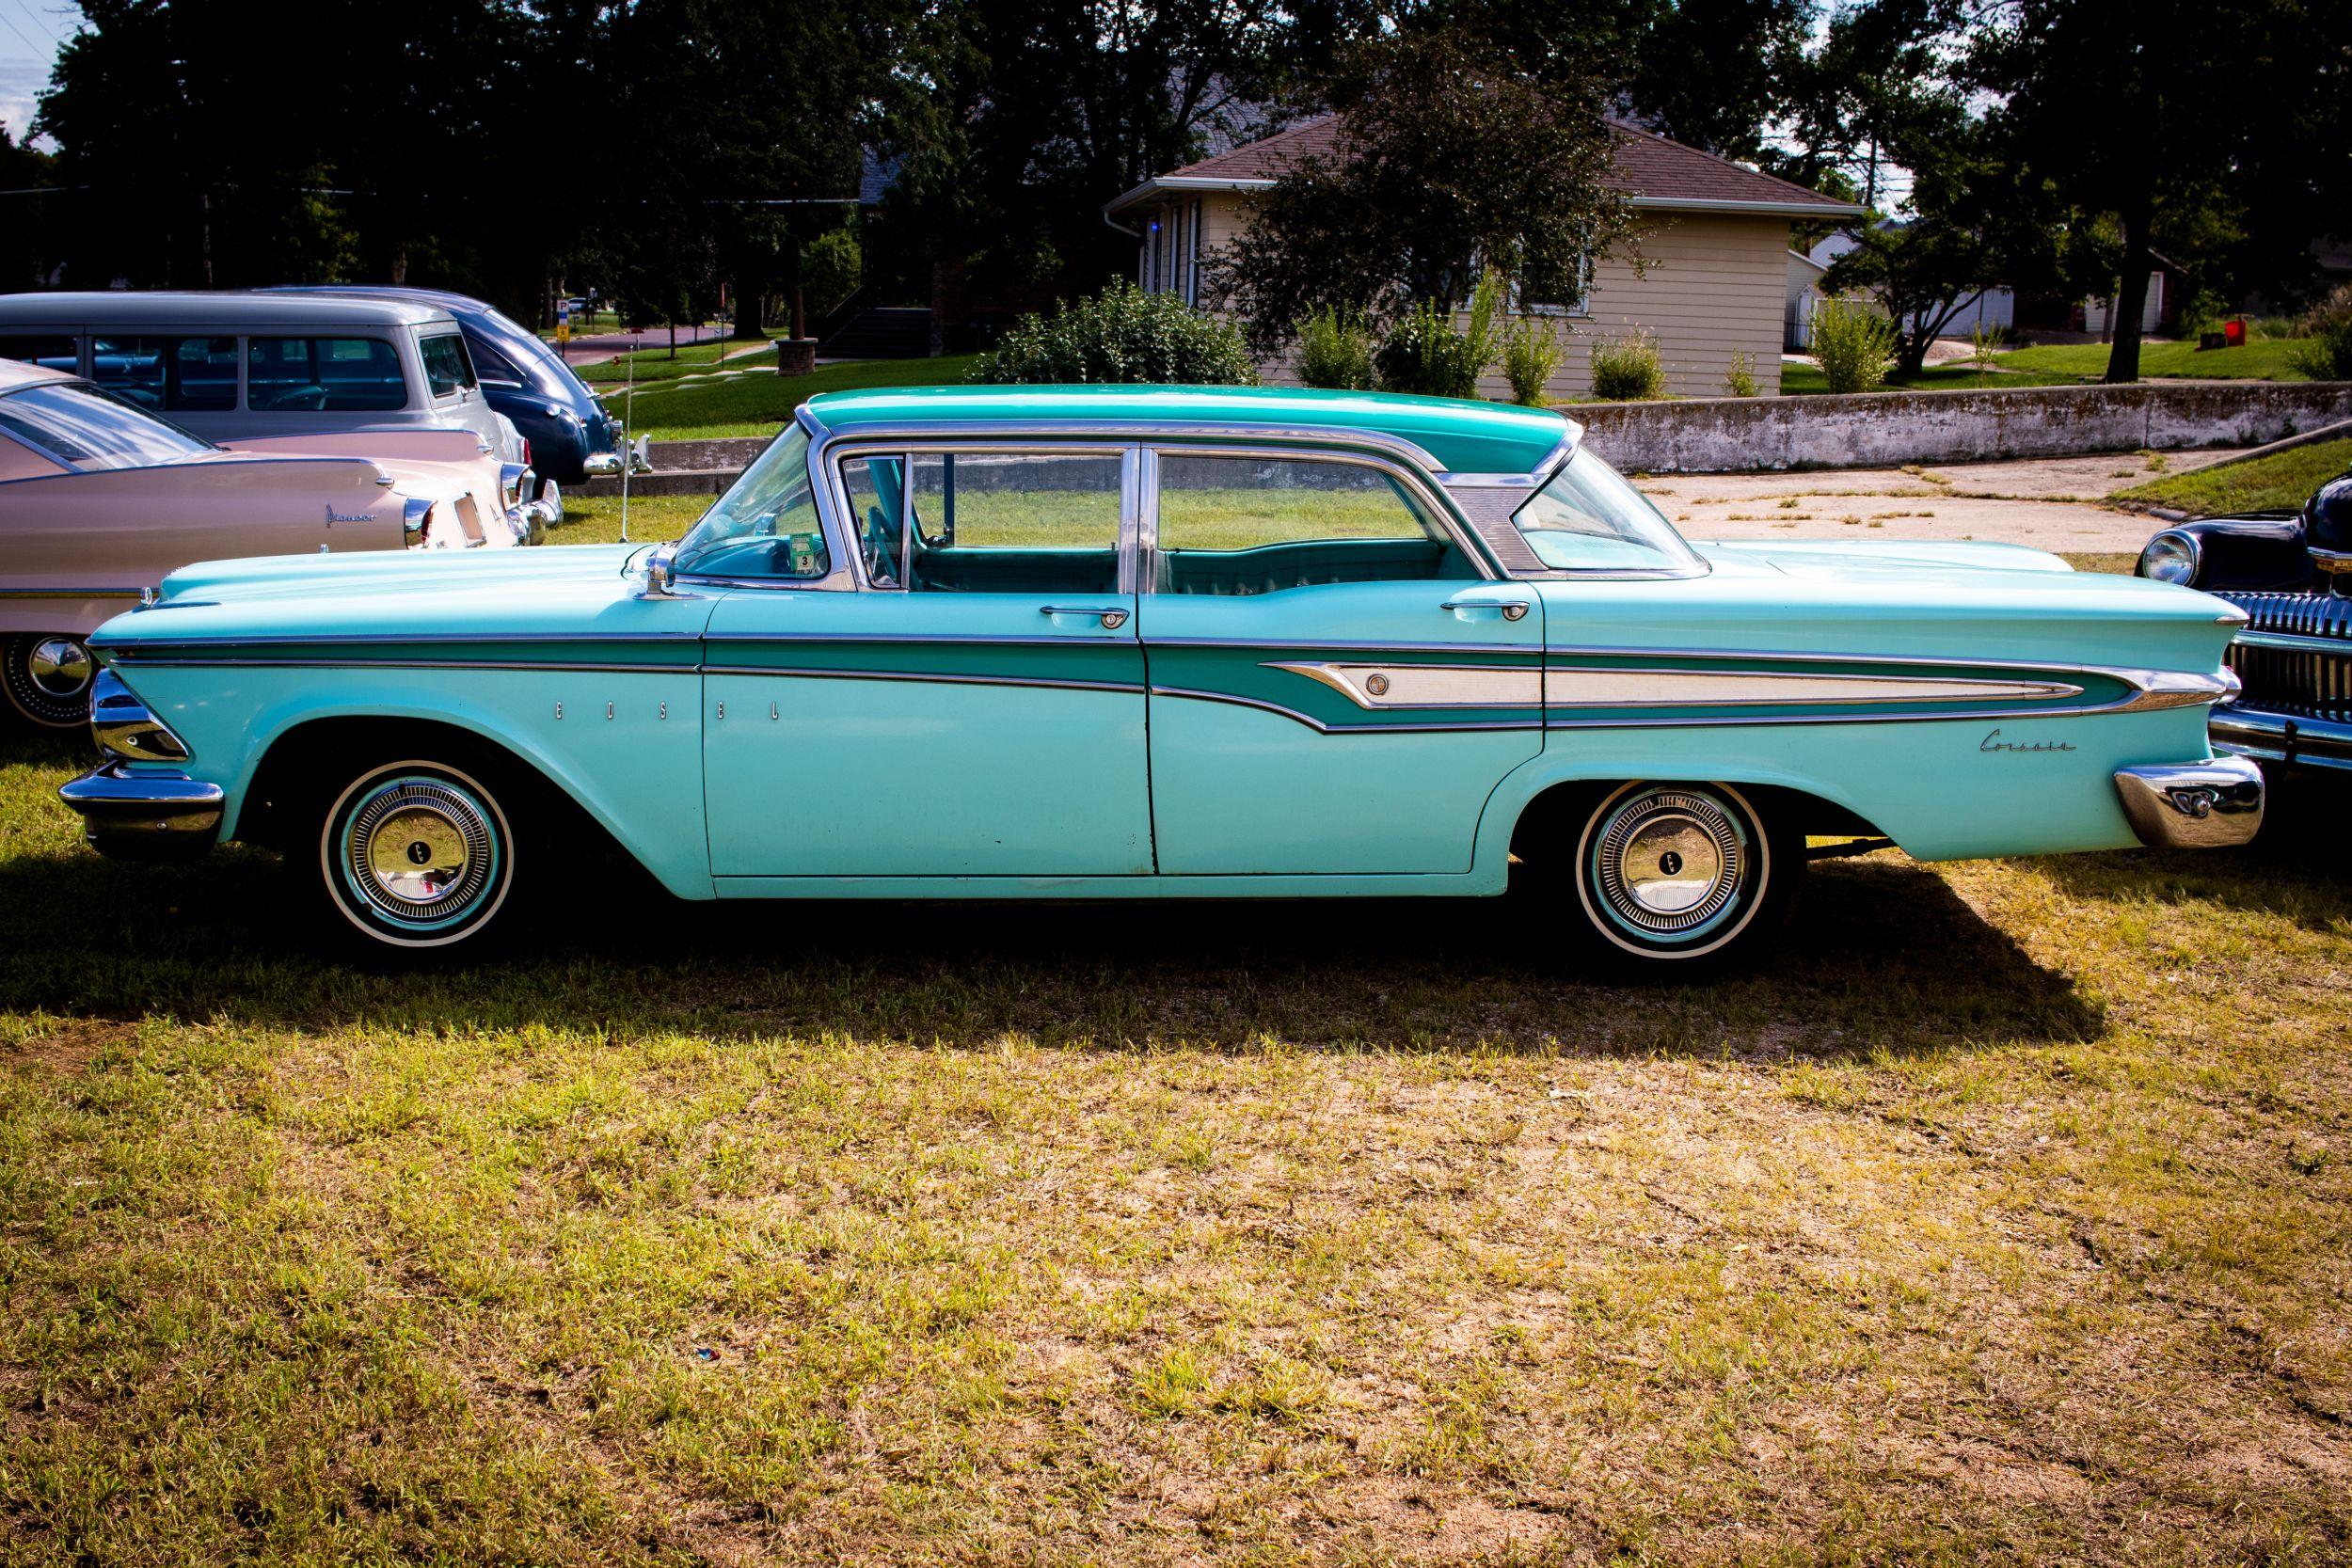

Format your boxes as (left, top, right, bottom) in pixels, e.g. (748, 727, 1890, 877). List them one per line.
(672, 423, 831, 580)
(1511, 447, 1705, 575)
(0, 383, 215, 471)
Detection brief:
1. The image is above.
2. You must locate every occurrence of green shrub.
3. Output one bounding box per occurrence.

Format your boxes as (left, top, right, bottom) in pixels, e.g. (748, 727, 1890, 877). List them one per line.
(2288, 284, 2352, 380)
(1810, 297, 1895, 394)
(1375, 273, 1505, 398)
(1587, 328, 1665, 401)
(1721, 348, 1757, 398)
(1295, 306, 1377, 389)
(1501, 315, 1565, 404)
(970, 280, 1258, 385)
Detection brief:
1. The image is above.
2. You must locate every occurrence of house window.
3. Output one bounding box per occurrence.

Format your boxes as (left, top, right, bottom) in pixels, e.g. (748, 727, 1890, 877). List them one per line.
(1517, 255, 1591, 316)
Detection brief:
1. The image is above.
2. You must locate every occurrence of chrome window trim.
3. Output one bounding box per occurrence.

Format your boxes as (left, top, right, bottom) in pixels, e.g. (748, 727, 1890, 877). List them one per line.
(1435, 420, 1581, 490)
(1143, 442, 1498, 585)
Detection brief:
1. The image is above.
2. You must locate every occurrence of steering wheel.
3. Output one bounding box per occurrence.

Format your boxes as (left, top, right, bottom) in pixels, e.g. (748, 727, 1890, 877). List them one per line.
(268, 386, 328, 410)
(861, 505, 896, 584)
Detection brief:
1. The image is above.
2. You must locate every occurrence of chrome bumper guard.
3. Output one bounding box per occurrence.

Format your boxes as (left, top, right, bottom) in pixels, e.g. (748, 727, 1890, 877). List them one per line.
(581, 449, 623, 478)
(2113, 756, 2265, 849)
(57, 762, 225, 861)
(2208, 702, 2352, 773)
(507, 497, 558, 545)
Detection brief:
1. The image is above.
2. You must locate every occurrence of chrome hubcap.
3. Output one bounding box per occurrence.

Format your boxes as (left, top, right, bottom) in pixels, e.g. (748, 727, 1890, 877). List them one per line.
(342, 778, 496, 923)
(1594, 789, 1745, 936)
(27, 638, 93, 698)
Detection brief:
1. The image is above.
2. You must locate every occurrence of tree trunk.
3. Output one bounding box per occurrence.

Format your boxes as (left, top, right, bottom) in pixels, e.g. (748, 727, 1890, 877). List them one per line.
(731, 277, 764, 340)
(2105, 198, 2154, 384)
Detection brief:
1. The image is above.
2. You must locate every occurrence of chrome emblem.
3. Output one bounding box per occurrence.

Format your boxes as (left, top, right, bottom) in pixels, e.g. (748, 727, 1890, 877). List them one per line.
(324, 504, 374, 525)
(1364, 673, 1391, 696)
(1979, 728, 2075, 753)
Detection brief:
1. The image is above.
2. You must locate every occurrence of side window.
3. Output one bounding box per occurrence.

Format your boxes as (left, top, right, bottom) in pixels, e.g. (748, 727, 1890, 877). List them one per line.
(420, 332, 477, 398)
(839, 455, 905, 586)
(91, 337, 237, 412)
(839, 451, 1124, 594)
(0, 336, 76, 372)
(246, 337, 406, 412)
(1152, 453, 1474, 594)
(470, 337, 525, 386)
(906, 452, 1120, 594)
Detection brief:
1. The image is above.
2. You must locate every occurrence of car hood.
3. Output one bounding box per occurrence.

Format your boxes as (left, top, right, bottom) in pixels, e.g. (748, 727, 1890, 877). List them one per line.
(89, 544, 699, 650)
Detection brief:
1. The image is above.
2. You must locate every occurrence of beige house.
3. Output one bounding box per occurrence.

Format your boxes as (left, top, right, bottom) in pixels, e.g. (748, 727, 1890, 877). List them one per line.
(1105, 115, 1863, 399)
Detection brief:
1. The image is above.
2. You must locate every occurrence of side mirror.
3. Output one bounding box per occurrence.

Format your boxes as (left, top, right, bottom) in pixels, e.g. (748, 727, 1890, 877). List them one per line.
(639, 544, 681, 599)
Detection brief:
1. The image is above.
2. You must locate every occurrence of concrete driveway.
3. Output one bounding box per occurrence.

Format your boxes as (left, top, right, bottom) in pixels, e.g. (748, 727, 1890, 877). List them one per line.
(1637, 450, 2233, 556)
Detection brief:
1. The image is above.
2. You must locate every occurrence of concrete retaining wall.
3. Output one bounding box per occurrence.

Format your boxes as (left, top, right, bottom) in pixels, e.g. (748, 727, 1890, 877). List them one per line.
(1573, 380, 2352, 474)
(603, 380, 2352, 492)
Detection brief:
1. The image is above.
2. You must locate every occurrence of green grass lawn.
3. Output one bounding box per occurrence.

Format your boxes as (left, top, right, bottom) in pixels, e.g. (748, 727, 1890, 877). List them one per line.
(3, 704, 2348, 1563)
(612, 355, 988, 442)
(2114, 436, 2352, 516)
(1780, 337, 2317, 397)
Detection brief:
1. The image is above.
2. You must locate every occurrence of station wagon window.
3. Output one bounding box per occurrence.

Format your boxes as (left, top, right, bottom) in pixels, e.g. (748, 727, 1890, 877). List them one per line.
(245, 337, 406, 412)
(1152, 453, 1475, 594)
(1510, 447, 1705, 574)
(0, 382, 212, 471)
(0, 336, 75, 372)
(90, 337, 238, 412)
(840, 450, 1124, 594)
(671, 423, 829, 580)
(420, 332, 477, 398)
(469, 338, 525, 386)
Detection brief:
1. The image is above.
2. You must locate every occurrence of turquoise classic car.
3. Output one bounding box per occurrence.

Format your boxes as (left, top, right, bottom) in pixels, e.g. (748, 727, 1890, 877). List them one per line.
(58, 385, 2262, 966)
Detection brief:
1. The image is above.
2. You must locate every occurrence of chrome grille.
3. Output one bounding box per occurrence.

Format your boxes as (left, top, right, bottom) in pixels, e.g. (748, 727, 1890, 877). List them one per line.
(2217, 591, 2352, 719)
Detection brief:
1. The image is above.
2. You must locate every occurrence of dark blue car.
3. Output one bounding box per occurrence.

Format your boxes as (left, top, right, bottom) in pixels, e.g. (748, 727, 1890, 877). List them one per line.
(263, 286, 625, 495)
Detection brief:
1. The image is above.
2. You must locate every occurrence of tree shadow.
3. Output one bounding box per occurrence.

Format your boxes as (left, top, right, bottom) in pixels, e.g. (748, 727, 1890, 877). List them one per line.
(0, 831, 2099, 1058)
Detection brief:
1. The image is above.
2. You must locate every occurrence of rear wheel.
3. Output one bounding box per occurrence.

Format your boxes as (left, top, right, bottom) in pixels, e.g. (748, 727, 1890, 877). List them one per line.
(2, 634, 97, 729)
(1564, 781, 1798, 970)
(309, 756, 522, 955)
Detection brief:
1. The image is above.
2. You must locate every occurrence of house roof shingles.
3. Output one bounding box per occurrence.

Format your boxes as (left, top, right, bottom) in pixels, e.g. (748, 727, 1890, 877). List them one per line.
(1117, 113, 1861, 218)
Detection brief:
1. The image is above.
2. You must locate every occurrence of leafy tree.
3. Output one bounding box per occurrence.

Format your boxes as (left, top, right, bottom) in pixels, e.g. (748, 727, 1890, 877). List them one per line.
(1208, 24, 1638, 356)
(1967, 0, 2352, 383)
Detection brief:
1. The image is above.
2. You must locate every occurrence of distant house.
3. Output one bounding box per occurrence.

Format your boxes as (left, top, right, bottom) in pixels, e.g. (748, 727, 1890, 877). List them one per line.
(1104, 114, 1863, 399)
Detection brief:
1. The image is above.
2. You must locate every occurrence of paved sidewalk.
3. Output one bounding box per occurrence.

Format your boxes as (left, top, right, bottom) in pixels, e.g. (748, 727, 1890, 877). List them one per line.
(1640, 450, 2233, 555)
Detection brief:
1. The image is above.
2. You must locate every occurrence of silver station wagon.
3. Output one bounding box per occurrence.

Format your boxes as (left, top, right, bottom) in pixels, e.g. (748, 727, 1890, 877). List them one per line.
(0, 293, 525, 466)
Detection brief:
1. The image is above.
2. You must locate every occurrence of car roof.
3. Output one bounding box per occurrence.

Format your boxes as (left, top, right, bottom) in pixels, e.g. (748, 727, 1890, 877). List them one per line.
(0, 291, 456, 330)
(264, 286, 578, 383)
(801, 384, 1580, 476)
(0, 357, 81, 392)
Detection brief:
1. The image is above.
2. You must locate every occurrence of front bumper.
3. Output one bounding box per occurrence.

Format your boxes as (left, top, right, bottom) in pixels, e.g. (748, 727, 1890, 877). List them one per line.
(57, 762, 224, 862)
(2113, 756, 2265, 849)
(2209, 701, 2352, 773)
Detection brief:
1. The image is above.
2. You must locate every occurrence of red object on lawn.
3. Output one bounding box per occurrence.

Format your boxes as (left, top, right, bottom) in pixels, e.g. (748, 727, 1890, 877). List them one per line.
(2224, 318, 2247, 346)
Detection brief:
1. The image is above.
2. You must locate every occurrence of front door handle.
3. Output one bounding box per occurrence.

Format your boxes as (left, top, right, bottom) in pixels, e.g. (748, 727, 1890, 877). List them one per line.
(1440, 599, 1531, 624)
(1040, 603, 1130, 630)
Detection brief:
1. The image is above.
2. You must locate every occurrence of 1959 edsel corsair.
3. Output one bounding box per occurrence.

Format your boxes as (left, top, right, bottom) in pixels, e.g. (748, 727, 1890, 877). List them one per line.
(58, 386, 2263, 966)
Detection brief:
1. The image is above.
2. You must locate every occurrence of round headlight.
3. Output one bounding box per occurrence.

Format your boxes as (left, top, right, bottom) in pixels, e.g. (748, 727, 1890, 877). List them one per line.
(2137, 531, 2201, 586)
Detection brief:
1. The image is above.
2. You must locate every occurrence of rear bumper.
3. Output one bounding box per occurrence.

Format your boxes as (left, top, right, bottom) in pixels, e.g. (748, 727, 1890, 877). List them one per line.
(2113, 756, 2265, 849)
(2209, 702, 2352, 773)
(57, 763, 224, 862)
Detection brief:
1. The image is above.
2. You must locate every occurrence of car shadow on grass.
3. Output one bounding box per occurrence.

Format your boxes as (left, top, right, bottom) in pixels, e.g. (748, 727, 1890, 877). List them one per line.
(2030, 770, 2351, 933)
(0, 827, 2101, 1056)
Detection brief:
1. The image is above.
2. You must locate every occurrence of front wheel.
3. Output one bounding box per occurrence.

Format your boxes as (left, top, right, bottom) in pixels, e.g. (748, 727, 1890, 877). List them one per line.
(1565, 781, 1799, 970)
(3, 634, 98, 729)
(309, 757, 522, 955)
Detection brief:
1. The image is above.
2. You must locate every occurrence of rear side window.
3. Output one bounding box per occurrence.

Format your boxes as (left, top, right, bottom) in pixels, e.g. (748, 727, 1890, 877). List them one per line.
(91, 337, 238, 412)
(420, 333, 477, 398)
(469, 336, 525, 385)
(1152, 453, 1473, 594)
(246, 337, 406, 412)
(0, 336, 76, 372)
(0, 383, 213, 470)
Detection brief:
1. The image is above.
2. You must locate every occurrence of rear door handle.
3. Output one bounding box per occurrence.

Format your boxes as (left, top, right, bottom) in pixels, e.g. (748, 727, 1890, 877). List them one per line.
(1041, 603, 1130, 630)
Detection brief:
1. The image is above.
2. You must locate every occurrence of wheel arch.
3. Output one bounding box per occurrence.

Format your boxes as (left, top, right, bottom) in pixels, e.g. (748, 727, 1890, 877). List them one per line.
(1484, 756, 1889, 870)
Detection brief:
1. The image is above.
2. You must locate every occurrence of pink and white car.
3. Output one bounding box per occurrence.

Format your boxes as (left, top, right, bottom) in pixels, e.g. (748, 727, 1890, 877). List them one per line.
(0, 358, 555, 728)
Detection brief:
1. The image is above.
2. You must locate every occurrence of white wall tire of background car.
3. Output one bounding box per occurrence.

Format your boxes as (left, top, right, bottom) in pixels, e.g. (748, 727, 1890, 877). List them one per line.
(3, 634, 98, 730)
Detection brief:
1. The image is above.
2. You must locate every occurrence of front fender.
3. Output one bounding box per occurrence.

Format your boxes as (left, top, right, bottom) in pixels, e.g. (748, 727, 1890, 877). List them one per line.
(115, 661, 714, 900)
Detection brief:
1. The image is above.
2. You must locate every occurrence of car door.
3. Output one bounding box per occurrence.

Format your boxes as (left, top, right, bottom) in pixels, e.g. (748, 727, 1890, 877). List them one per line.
(703, 440, 1152, 879)
(1136, 448, 1544, 876)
